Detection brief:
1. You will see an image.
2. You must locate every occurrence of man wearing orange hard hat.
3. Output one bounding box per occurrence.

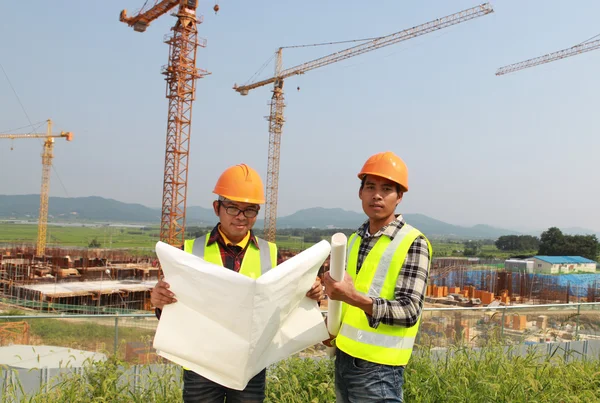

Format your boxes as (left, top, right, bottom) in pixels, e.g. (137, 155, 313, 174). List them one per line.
(323, 151, 432, 403)
(151, 163, 324, 402)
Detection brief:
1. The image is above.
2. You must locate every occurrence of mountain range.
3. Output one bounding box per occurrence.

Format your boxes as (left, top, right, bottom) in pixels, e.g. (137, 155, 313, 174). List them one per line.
(1, 195, 597, 240)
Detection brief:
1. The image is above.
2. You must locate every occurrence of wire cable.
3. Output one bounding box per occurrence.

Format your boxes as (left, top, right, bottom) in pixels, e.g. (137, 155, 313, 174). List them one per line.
(243, 52, 276, 85)
(0, 62, 70, 197)
(281, 37, 382, 49)
(0, 121, 45, 134)
(577, 32, 600, 46)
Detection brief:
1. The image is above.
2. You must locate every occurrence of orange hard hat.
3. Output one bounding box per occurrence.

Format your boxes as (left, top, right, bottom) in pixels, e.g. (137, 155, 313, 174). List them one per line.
(358, 151, 409, 192)
(213, 163, 265, 204)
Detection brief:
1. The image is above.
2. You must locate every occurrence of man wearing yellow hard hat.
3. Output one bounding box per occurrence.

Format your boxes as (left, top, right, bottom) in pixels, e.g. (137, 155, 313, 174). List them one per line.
(323, 151, 432, 403)
(151, 163, 324, 402)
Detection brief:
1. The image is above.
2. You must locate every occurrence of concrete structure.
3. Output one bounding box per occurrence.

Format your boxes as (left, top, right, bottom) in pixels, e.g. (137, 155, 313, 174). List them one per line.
(530, 256, 597, 274)
(10, 280, 156, 312)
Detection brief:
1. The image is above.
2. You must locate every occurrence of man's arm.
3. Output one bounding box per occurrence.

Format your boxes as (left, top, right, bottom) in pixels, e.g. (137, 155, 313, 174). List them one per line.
(367, 236, 430, 328)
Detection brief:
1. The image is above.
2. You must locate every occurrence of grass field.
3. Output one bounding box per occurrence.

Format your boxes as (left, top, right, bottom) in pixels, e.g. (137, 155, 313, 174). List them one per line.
(0, 223, 318, 251)
(0, 222, 159, 249)
(1, 222, 523, 258)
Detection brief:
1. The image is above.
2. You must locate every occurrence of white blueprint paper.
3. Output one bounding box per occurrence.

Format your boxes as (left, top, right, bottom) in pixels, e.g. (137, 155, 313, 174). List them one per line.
(153, 240, 330, 390)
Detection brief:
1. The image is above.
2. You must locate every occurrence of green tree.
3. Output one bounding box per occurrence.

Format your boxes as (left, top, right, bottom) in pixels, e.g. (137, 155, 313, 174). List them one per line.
(538, 227, 599, 261)
(463, 240, 481, 256)
(88, 238, 101, 248)
(495, 235, 539, 251)
(538, 227, 565, 255)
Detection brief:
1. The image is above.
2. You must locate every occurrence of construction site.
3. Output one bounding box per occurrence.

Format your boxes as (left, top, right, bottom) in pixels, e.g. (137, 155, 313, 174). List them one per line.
(0, 245, 159, 314)
(2, 1, 599, 318)
(426, 257, 600, 307)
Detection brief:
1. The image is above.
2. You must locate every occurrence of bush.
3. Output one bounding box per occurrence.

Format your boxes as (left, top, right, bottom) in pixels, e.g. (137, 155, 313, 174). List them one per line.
(265, 357, 335, 402)
(3, 346, 600, 402)
(405, 344, 600, 402)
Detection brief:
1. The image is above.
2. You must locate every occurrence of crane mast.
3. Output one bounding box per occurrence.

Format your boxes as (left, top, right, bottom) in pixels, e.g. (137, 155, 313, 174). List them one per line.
(234, 3, 494, 242)
(120, 1, 209, 248)
(263, 49, 285, 243)
(0, 119, 73, 256)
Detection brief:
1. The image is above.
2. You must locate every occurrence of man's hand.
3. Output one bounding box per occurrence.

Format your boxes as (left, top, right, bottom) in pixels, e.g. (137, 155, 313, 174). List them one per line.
(305, 276, 324, 301)
(322, 271, 357, 303)
(323, 271, 373, 315)
(322, 335, 336, 348)
(151, 278, 177, 310)
(322, 316, 336, 347)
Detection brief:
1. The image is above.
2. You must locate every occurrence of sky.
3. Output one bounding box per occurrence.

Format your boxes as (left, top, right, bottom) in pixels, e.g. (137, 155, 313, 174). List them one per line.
(0, 1, 598, 232)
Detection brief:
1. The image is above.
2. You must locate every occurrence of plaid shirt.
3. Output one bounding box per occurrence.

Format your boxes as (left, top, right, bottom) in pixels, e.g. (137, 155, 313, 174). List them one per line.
(354, 215, 430, 329)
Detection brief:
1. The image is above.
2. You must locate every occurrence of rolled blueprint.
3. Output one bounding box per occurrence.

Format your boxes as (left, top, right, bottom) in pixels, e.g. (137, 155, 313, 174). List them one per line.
(327, 232, 347, 336)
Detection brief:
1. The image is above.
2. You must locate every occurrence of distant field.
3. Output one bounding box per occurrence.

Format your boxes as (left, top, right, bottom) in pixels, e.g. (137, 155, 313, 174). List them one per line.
(275, 235, 313, 251)
(0, 224, 318, 251)
(0, 223, 159, 249)
(0, 223, 522, 258)
(432, 242, 523, 259)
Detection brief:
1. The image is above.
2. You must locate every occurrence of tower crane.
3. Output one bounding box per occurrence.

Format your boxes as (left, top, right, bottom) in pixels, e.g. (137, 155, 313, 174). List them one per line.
(496, 35, 600, 75)
(0, 119, 73, 256)
(234, 3, 494, 242)
(119, 0, 212, 247)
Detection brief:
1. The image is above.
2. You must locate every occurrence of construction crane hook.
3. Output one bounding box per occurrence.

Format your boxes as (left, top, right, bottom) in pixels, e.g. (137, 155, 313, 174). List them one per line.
(213, 2, 220, 14)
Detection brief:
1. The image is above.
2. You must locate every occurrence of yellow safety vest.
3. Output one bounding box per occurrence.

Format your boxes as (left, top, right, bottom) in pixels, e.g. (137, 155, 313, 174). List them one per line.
(183, 234, 277, 278)
(336, 223, 431, 366)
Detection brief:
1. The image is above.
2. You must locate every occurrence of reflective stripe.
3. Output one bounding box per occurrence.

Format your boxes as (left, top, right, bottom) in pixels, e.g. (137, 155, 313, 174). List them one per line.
(191, 235, 207, 258)
(339, 323, 415, 350)
(347, 234, 359, 259)
(368, 224, 414, 296)
(256, 237, 272, 274)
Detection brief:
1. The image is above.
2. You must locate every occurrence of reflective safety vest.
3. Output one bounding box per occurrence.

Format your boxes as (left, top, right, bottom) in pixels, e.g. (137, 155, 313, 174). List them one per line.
(336, 223, 432, 366)
(183, 234, 277, 279)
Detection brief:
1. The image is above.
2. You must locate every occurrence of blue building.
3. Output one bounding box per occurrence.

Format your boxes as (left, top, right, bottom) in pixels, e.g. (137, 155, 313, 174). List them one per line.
(530, 256, 597, 274)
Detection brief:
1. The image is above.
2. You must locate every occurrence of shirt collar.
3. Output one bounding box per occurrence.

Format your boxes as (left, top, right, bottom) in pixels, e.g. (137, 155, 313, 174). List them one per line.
(357, 214, 405, 240)
(207, 224, 260, 249)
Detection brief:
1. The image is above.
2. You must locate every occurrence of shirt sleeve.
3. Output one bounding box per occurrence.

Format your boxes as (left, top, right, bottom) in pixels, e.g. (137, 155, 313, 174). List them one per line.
(366, 236, 430, 328)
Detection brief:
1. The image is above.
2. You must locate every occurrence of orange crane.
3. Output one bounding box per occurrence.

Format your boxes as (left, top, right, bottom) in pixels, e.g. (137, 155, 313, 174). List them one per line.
(234, 3, 494, 242)
(0, 119, 73, 256)
(496, 35, 600, 75)
(119, 0, 213, 247)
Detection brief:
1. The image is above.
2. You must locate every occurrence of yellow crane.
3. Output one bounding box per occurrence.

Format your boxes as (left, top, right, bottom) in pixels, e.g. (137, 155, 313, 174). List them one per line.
(496, 35, 600, 75)
(234, 3, 494, 242)
(0, 119, 73, 256)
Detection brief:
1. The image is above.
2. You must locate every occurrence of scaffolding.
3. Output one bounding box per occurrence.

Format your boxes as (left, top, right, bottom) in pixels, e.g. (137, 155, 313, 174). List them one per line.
(0, 246, 159, 314)
(429, 258, 600, 305)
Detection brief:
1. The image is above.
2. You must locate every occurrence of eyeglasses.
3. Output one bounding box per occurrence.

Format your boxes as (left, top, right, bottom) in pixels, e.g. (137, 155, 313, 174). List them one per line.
(220, 202, 259, 218)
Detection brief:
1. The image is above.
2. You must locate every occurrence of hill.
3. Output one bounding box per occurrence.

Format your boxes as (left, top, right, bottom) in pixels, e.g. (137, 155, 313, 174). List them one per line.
(0, 195, 523, 239)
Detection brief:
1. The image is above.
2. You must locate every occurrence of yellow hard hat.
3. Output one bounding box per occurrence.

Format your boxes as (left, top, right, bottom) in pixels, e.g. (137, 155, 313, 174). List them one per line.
(358, 151, 409, 192)
(213, 164, 265, 204)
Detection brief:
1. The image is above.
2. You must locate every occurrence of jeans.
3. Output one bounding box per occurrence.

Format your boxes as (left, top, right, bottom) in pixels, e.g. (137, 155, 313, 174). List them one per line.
(335, 348, 405, 403)
(182, 368, 266, 403)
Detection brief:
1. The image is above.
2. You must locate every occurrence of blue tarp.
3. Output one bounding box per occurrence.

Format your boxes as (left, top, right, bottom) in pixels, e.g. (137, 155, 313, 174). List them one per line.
(432, 270, 600, 297)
